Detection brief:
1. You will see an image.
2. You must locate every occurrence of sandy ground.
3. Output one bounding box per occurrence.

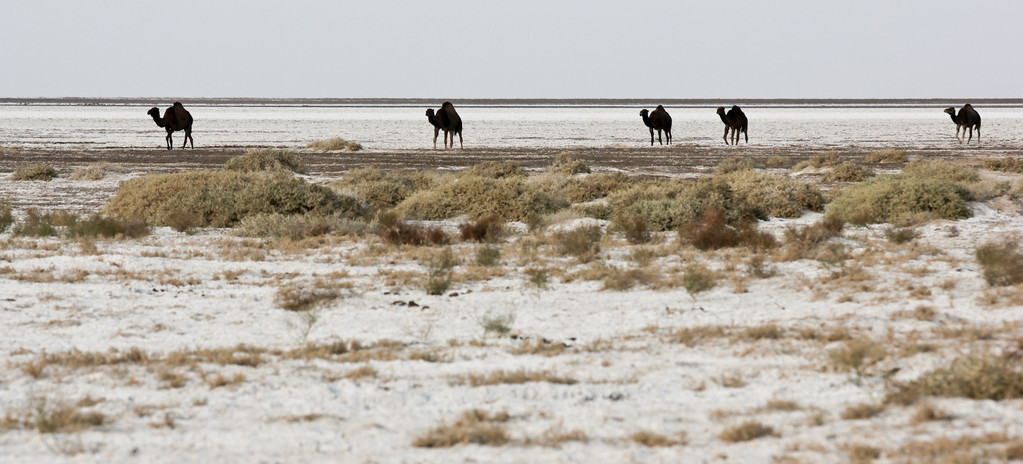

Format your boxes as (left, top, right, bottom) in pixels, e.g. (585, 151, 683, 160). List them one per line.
(1, 146, 1023, 463)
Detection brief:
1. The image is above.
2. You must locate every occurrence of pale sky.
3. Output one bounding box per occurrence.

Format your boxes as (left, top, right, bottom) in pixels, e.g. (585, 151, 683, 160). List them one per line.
(2, 0, 1021, 99)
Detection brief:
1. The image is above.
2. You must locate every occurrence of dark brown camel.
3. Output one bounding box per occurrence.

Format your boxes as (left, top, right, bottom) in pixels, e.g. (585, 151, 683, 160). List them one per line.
(639, 105, 672, 145)
(431, 102, 462, 149)
(425, 109, 444, 149)
(147, 102, 193, 150)
(716, 106, 748, 145)
(944, 104, 981, 145)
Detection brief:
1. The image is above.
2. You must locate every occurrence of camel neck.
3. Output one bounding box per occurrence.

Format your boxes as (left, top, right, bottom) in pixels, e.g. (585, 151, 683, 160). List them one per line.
(150, 113, 166, 128)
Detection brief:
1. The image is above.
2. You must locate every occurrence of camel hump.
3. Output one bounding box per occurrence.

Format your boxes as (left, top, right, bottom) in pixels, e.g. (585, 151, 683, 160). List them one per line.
(656, 105, 664, 110)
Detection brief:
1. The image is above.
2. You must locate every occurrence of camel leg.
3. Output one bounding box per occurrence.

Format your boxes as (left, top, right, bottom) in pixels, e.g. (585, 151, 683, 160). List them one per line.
(744, 130, 748, 144)
(657, 129, 663, 146)
(433, 128, 439, 149)
(458, 131, 463, 149)
(955, 126, 963, 144)
(722, 127, 730, 145)
(666, 130, 671, 145)
(976, 127, 980, 145)
(166, 133, 173, 150)
(649, 128, 654, 146)
(966, 127, 973, 145)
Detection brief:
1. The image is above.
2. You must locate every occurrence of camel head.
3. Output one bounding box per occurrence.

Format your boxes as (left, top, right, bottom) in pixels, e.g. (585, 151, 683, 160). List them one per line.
(943, 107, 956, 116)
(716, 107, 727, 116)
(639, 109, 649, 117)
(147, 107, 160, 118)
(425, 108, 435, 117)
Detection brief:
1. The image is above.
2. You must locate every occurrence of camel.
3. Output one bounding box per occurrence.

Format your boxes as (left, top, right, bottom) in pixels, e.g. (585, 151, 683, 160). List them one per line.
(427, 102, 462, 149)
(944, 104, 981, 145)
(639, 105, 672, 146)
(716, 105, 748, 145)
(147, 102, 193, 150)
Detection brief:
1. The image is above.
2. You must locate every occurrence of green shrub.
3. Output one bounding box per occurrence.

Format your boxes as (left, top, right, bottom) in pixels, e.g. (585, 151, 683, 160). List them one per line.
(975, 240, 1023, 287)
(902, 159, 980, 184)
(330, 167, 434, 211)
(224, 148, 307, 174)
(826, 175, 971, 226)
(982, 157, 1023, 173)
(307, 137, 362, 152)
(792, 151, 841, 171)
(887, 354, 1023, 405)
(552, 225, 602, 262)
(10, 163, 57, 181)
(607, 179, 741, 231)
(65, 214, 149, 239)
(864, 149, 908, 164)
(822, 162, 873, 182)
(716, 157, 755, 174)
(396, 176, 567, 221)
(475, 245, 501, 267)
(552, 172, 633, 204)
(105, 170, 364, 228)
(460, 161, 525, 179)
(550, 152, 590, 175)
(681, 264, 717, 299)
(424, 248, 458, 295)
(0, 199, 13, 233)
(717, 170, 826, 219)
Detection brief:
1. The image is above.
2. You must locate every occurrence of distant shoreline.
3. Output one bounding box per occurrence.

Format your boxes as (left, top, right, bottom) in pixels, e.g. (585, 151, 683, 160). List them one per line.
(2, 97, 1023, 108)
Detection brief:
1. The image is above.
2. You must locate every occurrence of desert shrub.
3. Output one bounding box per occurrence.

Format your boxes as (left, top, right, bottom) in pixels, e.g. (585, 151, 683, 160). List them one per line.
(975, 240, 1023, 286)
(10, 163, 57, 181)
(766, 156, 791, 168)
(826, 175, 971, 226)
(982, 157, 1023, 173)
(524, 267, 551, 291)
(887, 353, 1023, 405)
(424, 248, 458, 295)
(460, 161, 525, 179)
(275, 278, 344, 311)
(65, 214, 149, 239)
(607, 178, 745, 231)
(883, 226, 918, 244)
(307, 137, 362, 152)
(822, 162, 873, 182)
(613, 213, 652, 244)
(902, 159, 980, 184)
(396, 175, 567, 221)
(413, 410, 510, 448)
(829, 339, 886, 375)
(679, 208, 777, 251)
(475, 244, 501, 267)
(69, 162, 121, 181)
(105, 170, 364, 228)
(841, 403, 885, 420)
(864, 148, 908, 164)
(792, 151, 841, 171)
(234, 213, 366, 240)
(601, 266, 653, 291)
(719, 421, 775, 443)
(458, 214, 506, 243)
(552, 225, 602, 262)
(12, 209, 59, 237)
(330, 167, 434, 211)
(224, 148, 306, 174)
(716, 157, 755, 174)
(0, 199, 13, 233)
(378, 212, 448, 246)
(716, 170, 826, 219)
(681, 264, 717, 298)
(552, 172, 633, 204)
(550, 152, 590, 175)
(782, 216, 844, 261)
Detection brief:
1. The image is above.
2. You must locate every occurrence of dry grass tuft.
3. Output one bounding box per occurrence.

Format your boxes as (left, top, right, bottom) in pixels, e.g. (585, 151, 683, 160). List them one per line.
(552, 225, 602, 262)
(822, 162, 873, 182)
(275, 277, 348, 311)
(887, 353, 1023, 405)
(225, 148, 307, 173)
(378, 212, 449, 246)
(681, 264, 718, 299)
(464, 368, 577, 386)
(781, 216, 844, 261)
(612, 213, 652, 244)
(31, 399, 107, 434)
(719, 421, 776, 443)
(307, 137, 362, 152)
(841, 402, 885, 420)
(69, 162, 123, 180)
(458, 214, 506, 243)
(10, 163, 57, 181)
(829, 339, 886, 374)
(793, 151, 842, 171)
(629, 430, 686, 447)
(864, 148, 908, 164)
(412, 410, 510, 447)
(983, 157, 1023, 173)
(679, 207, 777, 251)
(841, 443, 882, 463)
(549, 151, 590, 175)
(975, 239, 1023, 287)
(0, 198, 13, 233)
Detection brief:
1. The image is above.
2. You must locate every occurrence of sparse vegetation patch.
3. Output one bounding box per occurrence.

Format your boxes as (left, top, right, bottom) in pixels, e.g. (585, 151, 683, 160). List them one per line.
(10, 163, 57, 181)
(224, 148, 307, 174)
